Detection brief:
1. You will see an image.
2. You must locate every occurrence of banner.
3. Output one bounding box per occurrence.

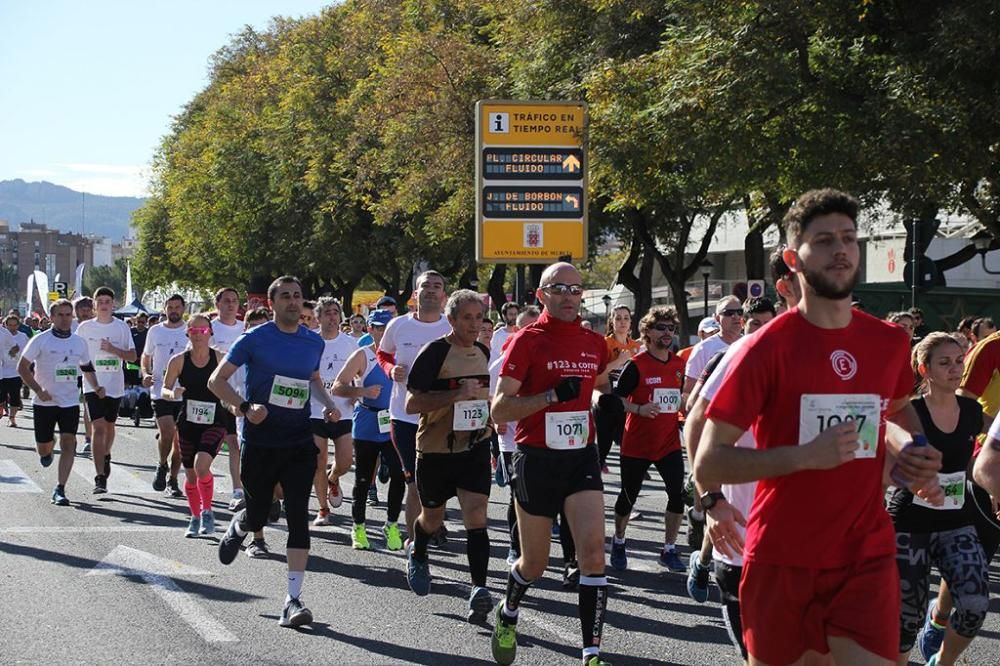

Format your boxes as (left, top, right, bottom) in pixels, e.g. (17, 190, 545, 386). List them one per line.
(34, 270, 50, 310)
(74, 263, 86, 299)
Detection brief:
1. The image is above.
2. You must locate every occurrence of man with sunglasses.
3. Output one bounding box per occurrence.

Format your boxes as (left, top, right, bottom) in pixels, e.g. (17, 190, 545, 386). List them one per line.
(607, 306, 687, 573)
(683, 296, 743, 413)
(491, 262, 612, 666)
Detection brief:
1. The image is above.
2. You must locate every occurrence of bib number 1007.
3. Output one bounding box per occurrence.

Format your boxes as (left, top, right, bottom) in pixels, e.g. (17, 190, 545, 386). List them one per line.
(799, 394, 881, 459)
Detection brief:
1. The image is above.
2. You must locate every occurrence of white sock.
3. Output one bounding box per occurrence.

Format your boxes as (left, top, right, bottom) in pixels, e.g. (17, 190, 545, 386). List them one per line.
(613, 535, 625, 544)
(690, 508, 704, 520)
(286, 571, 304, 602)
(663, 543, 675, 552)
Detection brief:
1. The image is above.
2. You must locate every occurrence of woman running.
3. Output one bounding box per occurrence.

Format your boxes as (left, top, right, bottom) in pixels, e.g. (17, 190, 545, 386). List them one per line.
(595, 305, 640, 469)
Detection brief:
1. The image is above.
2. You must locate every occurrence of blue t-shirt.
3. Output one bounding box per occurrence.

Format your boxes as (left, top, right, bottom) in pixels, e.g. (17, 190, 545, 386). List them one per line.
(225, 321, 324, 448)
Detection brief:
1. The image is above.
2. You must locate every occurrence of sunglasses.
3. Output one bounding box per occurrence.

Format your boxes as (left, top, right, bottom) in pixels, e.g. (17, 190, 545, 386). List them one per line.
(651, 322, 677, 332)
(541, 283, 584, 296)
(188, 326, 211, 335)
(720, 309, 743, 317)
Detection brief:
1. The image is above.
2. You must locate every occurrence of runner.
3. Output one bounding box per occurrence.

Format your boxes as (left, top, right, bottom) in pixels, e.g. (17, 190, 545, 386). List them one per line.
(74, 297, 95, 451)
(491, 261, 612, 666)
(608, 306, 687, 573)
(211, 276, 340, 627)
(76, 287, 137, 493)
(1, 313, 29, 427)
(376, 270, 452, 541)
(683, 295, 742, 412)
(18, 299, 101, 506)
(403, 289, 494, 623)
(309, 296, 354, 527)
(300, 300, 317, 332)
(161, 314, 228, 537)
(210, 287, 247, 510)
(888, 333, 989, 666)
(142, 294, 189, 497)
(489, 302, 520, 366)
(332, 308, 404, 550)
(694, 188, 943, 666)
(348, 313, 366, 339)
(596, 305, 641, 469)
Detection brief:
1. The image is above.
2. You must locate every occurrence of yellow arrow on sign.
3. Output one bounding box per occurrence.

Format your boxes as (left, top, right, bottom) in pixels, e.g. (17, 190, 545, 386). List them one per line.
(562, 154, 580, 172)
(565, 195, 580, 209)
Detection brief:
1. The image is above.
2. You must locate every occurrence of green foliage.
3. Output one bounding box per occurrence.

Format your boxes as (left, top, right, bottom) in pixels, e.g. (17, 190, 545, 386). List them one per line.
(84, 258, 132, 302)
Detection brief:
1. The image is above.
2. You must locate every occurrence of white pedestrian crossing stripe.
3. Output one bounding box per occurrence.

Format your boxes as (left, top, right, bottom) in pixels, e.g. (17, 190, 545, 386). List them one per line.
(0, 460, 43, 492)
(72, 463, 234, 495)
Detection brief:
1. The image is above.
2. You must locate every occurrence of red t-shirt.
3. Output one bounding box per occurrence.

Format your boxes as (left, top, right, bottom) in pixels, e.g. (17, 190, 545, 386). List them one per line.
(706, 308, 913, 569)
(500, 310, 609, 448)
(614, 351, 685, 459)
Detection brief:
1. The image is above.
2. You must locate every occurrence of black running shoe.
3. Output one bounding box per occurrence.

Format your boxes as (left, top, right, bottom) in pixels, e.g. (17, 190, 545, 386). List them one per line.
(152, 463, 167, 491)
(268, 498, 281, 523)
(219, 510, 249, 565)
(279, 596, 313, 627)
(93, 474, 108, 495)
(167, 477, 184, 498)
(562, 559, 580, 590)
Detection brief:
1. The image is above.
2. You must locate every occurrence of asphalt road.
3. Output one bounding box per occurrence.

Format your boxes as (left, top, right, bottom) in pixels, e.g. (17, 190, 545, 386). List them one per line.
(2, 405, 999, 665)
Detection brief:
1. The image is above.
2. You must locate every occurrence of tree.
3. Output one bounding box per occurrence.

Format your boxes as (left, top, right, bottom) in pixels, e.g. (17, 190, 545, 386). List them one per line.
(84, 258, 134, 302)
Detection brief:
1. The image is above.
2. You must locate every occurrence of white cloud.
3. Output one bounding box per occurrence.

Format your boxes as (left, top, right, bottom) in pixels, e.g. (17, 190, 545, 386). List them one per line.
(12, 163, 150, 198)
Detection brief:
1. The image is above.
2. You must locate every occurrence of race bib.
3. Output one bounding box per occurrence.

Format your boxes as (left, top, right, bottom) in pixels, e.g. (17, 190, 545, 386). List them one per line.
(186, 399, 216, 425)
(652, 388, 681, 414)
(453, 399, 489, 431)
(95, 354, 121, 373)
(913, 471, 966, 511)
(54, 363, 78, 383)
(269, 375, 309, 409)
(799, 394, 880, 459)
(545, 410, 589, 450)
(377, 409, 391, 434)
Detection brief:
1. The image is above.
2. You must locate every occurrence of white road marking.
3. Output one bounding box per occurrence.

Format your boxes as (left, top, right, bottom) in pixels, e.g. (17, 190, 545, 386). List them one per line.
(0, 459, 43, 492)
(0, 525, 175, 534)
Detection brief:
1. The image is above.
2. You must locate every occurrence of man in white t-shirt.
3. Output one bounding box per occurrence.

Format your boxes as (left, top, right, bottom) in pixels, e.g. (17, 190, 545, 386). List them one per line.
(376, 270, 452, 540)
(142, 294, 190, 497)
(1, 313, 29, 427)
(76, 287, 137, 493)
(683, 295, 743, 412)
(210, 287, 247, 509)
(19, 299, 101, 506)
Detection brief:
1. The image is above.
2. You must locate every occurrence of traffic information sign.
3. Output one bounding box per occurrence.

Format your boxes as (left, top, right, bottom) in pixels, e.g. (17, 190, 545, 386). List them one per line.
(476, 100, 587, 263)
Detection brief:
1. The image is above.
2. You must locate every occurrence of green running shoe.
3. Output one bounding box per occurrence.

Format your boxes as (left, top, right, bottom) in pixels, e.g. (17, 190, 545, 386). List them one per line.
(584, 656, 612, 666)
(383, 522, 403, 551)
(352, 523, 370, 550)
(491, 605, 517, 665)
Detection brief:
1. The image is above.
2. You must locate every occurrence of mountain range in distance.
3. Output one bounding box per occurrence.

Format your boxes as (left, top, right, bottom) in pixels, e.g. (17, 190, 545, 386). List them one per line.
(0, 179, 144, 241)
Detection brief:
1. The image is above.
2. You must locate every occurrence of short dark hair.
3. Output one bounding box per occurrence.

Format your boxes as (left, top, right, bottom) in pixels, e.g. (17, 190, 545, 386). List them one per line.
(782, 188, 859, 247)
(268, 276, 303, 302)
(245, 306, 270, 324)
(958, 316, 977, 332)
(74, 297, 93, 311)
(166, 293, 186, 307)
(743, 296, 776, 318)
(973, 317, 995, 339)
(415, 270, 446, 290)
(500, 301, 520, 317)
(908, 307, 924, 318)
(93, 286, 115, 300)
(769, 247, 791, 284)
(50, 298, 74, 316)
(302, 300, 316, 311)
(214, 287, 239, 303)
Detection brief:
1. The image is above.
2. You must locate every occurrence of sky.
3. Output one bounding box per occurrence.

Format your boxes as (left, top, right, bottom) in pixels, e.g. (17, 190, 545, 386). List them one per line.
(0, 1, 334, 198)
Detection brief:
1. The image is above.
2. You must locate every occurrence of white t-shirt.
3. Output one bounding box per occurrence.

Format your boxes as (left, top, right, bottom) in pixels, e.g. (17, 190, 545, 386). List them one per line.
(490, 327, 514, 366)
(75, 318, 135, 398)
(2, 330, 27, 379)
(21, 330, 92, 408)
(310, 332, 357, 420)
(144, 322, 189, 400)
(210, 320, 244, 353)
(379, 312, 452, 424)
(684, 333, 733, 381)
(701, 334, 756, 567)
(488, 354, 516, 453)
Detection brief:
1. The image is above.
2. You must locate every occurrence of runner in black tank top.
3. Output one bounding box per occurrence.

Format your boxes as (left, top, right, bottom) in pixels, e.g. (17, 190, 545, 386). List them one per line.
(162, 315, 229, 538)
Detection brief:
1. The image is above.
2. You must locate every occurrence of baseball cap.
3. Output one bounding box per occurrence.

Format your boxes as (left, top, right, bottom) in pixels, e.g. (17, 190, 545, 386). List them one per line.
(368, 309, 393, 327)
(375, 296, 396, 308)
(698, 317, 720, 333)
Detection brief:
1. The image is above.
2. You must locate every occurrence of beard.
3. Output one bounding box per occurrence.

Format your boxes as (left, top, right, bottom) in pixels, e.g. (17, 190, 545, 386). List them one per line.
(167, 312, 182, 323)
(801, 263, 859, 300)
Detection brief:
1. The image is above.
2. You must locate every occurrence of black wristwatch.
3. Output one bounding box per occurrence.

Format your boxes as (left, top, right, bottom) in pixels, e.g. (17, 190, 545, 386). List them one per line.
(239, 401, 251, 416)
(699, 491, 726, 511)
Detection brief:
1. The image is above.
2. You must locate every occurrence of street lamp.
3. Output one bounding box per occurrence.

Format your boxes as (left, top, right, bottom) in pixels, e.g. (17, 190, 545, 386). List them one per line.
(602, 293, 612, 329)
(700, 259, 713, 316)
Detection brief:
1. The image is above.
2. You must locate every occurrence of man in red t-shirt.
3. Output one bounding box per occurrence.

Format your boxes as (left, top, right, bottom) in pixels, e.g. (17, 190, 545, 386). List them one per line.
(694, 188, 943, 665)
(608, 305, 687, 572)
(490, 261, 611, 666)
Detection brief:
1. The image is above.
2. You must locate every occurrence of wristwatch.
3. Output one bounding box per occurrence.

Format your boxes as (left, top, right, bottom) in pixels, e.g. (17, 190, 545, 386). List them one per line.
(699, 491, 726, 511)
(239, 401, 251, 416)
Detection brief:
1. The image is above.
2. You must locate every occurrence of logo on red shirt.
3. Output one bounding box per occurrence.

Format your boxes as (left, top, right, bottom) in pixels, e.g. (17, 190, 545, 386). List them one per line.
(830, 350, 858, 380)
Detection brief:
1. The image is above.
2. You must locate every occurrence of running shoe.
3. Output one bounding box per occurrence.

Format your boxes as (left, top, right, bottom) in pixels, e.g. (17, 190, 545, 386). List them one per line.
(51, 485, 70, 506)
(82, 438, 91, 454)
(199, 510, 216, 536)
(658, 547, 686, 572)
(405, 542, 431, 596)
(39, 453, 53, 468)
(926, 653, 940, 666)
(268, 498, 281, 523)
(562, 560, 580, 590)
(185, 516, 200, 538)
(686, 506, 705, 550)
(377, 460, 390, 484)
(103, 454, 111, 479)
(246, 539, 270, 559)
(467, 586, 492, 624)
(313, 508, 332, 527)
(495, 461, 507, 488)
(219, 510, 249, 565)
(610, 538, 627, 571)
(383, 522, 403, 551)
(491, 605, 518, 666)
(152, 463, 167, 491)
(506, 548, 519, 566)
(93, 474, 108, 495)
(584, 656, 611, 666)
(367, 485, 379, 506)
(327, 475, 343, 508)
(166, 477, 184, 498)
(228, 489, 245, 511)
(917, 601, 946, 662)
(279, 596, 313, 627)
(430, 524, 448, 548)
(352, 523, 370, 550)
(686, 551, 710, 603)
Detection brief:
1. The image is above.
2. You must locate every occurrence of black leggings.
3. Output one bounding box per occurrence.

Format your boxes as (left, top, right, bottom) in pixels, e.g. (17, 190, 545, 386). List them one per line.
(239, 442, 317, 550)
(614, 450, 685, 517)
(354, 439, 404, 524)
(595, 394, 625, 467)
